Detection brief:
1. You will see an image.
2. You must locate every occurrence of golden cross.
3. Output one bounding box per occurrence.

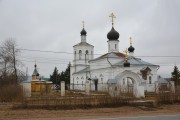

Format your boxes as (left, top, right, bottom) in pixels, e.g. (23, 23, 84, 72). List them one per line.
(109, 13, 116, 27)
(82, 21, 85, 28)
(123, 48, 129, 61)
(130, 37, 132, 46)
(123, 48, 128, 55)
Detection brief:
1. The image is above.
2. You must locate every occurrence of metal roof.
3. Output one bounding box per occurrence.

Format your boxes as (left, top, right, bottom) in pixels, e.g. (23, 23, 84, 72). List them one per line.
(114, 56, 159, 67)
(74, 66, 90, 74)
(90, 52, 125, 61)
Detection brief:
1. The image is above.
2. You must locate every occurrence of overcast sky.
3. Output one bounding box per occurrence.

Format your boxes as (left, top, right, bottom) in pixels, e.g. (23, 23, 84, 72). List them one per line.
(0, 0, 180, 78)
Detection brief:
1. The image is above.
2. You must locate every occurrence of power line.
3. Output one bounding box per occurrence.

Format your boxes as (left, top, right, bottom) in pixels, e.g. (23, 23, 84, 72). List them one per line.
(17, 48, 180, 57)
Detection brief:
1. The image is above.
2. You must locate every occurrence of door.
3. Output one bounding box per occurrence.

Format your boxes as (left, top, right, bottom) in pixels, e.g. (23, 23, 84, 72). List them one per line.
(95, 80, 98, 91)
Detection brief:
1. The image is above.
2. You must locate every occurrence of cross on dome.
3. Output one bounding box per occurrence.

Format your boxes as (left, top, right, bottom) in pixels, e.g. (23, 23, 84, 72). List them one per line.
(123, 48, 129, 61)
(80, 21, 87, 36)
(109, 13, 116, 27)
(130, 37, 132, 46)
(82, 21, 85, 28)
(128, 36, 135, 53)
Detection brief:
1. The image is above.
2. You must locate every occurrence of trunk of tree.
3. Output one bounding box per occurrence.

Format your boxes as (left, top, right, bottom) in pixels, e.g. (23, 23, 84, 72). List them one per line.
(12, 46, 18, 84)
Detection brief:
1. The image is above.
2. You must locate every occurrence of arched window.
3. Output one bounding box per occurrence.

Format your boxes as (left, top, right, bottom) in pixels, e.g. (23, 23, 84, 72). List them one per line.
(74, 51, 76, 59)
(101, 78, 103, 84)
(85, 50, 89, 59)
(79, 50, 82, 60)
(149, 76, 152, 84)
(91, 51, 93, 59)
(123, 79, 125, 85)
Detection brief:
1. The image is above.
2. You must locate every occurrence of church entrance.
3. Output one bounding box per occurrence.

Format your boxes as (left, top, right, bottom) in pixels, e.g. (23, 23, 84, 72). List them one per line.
(117, 71, 144, 97)
(121, 77, 134, 97)
(113, 71, 145, 98)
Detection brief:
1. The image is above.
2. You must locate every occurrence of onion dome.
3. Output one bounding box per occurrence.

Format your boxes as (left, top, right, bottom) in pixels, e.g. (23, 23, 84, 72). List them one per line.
(128, 37, 135, 52)
(107, 27, 119, 40)
(124, 61, 130, 67)
(128, 46, 135, 53)
(80, 28, 87, 36)
(34, 64, 37, 68)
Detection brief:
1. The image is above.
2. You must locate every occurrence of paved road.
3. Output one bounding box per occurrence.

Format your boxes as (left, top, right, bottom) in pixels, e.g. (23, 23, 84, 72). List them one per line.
(84, 114, 180, 120)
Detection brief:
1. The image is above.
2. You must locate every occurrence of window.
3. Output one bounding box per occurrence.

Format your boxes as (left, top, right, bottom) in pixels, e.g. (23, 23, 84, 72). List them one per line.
(100, 74, 103, 77)
(101, 78, 103, 84)
(74, 51, 76, 59)
(142, 71, 147, 80)
(82, 81, 83, 86)
(123, 79, 125, 85)
(85, 50, 89, 59)
(149, 76, 152, 84)
(141, 67, 151, 80)
(115, 87, 117, 91)
(79, 50, 82, 60)
(115, 44, 117, 49)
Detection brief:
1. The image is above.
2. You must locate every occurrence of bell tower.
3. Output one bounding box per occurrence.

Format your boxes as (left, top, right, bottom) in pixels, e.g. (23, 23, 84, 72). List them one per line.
(107, 13, 120, 53)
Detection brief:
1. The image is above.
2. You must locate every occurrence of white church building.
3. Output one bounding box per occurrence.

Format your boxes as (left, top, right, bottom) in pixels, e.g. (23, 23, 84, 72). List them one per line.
(70, 14, 160, 97)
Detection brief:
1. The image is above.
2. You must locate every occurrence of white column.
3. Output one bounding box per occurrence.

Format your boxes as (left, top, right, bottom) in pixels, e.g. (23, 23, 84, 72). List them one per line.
(155, 82, 159, 93)
(170, 81, 175, 93)
(85, 81, 90, 95)
(61, 81, 65, 96)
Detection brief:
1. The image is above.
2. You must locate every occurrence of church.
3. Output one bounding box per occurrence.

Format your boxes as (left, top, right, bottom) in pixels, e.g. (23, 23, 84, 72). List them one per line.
(70, 13, 160, 97)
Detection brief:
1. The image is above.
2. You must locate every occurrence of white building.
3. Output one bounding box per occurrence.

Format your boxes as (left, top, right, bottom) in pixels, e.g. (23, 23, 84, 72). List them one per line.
(70, 15, 160, 97)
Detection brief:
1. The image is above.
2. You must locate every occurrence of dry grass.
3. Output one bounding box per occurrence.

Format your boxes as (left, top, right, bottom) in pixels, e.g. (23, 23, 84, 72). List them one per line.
(0, 84, 24, 102)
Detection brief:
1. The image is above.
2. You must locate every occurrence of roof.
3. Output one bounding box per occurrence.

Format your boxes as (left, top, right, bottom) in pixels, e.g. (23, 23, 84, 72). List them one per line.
(42, 77, 50, 81)
(157, 78, 169, 84)
(90, 52, 158, 67)
(32, 68, 39, 76)
(73, 67, 90, 74)
(114, 56, 159, 67)
(73, 42, 94, 47)
(90, 52, 125, 61)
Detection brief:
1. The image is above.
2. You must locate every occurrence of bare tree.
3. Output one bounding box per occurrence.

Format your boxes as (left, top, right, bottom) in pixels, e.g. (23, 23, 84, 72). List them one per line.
(0, 38, 21, 84)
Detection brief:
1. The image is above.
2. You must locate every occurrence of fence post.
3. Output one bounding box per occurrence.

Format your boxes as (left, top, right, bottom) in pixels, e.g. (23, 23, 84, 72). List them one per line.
(61, 81, 65, 96)
(85, 81, 90, 95)
(170, 81, 175, 93)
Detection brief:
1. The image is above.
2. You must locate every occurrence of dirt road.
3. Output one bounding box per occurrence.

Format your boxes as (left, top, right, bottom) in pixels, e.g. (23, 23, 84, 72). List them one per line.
(0, 104, 180, 120)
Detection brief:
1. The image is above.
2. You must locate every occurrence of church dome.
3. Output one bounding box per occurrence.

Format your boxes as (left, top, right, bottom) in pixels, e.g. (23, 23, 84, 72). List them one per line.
(128, 46, 135, 53)
(124, 61, 130, 67)
(107, 27, 119, 40)
(80, 28, 87, 36)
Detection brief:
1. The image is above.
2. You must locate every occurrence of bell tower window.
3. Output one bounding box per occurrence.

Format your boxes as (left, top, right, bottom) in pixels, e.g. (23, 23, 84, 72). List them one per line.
(79, 50, 82, 60)
(74, 51, 76, 59)
(85, 50, 89, 59)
